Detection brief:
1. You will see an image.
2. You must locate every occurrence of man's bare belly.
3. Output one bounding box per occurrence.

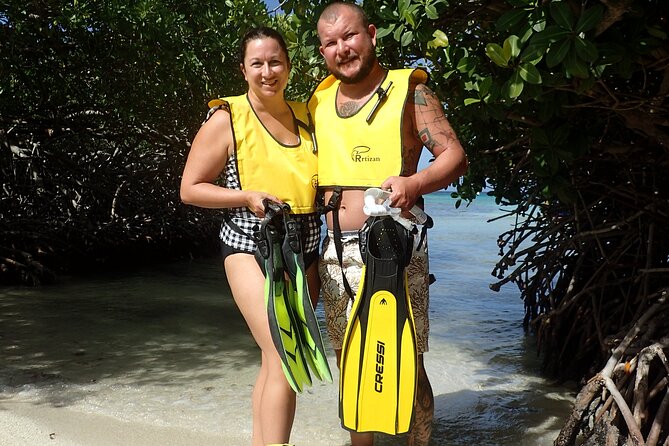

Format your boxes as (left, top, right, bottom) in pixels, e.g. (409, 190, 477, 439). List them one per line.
(323, 189, 368, 231)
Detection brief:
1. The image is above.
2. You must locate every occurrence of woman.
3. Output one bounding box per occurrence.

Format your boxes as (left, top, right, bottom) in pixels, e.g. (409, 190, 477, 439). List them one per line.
(180, 27, 320, 446)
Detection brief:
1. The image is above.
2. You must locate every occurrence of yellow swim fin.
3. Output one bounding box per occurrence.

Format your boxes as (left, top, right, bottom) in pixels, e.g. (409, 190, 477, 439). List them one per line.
(339, 216, 417, 434)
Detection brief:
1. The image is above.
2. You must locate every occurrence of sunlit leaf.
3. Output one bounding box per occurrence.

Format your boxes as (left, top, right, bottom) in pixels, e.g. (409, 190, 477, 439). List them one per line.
(503, 35, 521, 58)
(485, 43, 509, 67)
(376, 25, 395, 39)
(425, 4, 439, 20)
(503, 71, 524, 98)
(518, 62, 542, 84)
(428, 29, 449, 48)
(400, 30, 413, 47)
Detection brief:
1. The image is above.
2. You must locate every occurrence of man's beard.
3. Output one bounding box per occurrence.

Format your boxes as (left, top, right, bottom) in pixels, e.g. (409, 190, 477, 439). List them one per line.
(331, 51, 376, 84)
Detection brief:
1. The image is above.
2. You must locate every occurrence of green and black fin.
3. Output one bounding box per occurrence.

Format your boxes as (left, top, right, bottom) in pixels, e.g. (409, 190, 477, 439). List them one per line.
(257, 202, 312, 393)
(281, 212, 333, 383)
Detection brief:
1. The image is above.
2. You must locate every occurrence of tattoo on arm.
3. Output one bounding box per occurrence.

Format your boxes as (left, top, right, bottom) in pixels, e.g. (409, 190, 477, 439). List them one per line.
(413, 88, 428, 106)
(412, 84, 440, 106)
(413, 84, 460, 152)
(418, 128, 435, 150)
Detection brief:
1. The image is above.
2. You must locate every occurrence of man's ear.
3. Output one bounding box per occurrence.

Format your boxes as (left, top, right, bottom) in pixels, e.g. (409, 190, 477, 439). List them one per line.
(368, 24, 377, 46)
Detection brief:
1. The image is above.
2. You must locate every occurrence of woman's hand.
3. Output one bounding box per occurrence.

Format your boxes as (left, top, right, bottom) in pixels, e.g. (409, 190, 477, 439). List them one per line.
(246, 192, 283, 218)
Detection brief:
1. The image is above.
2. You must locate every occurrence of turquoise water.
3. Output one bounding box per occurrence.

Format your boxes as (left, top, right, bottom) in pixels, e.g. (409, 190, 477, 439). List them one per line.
(0, 192, 574, 445)
(413, 191, 573, 446)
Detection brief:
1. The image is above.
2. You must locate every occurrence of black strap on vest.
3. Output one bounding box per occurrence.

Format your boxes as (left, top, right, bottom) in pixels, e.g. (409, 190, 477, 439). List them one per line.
(318, 187, 356, 300)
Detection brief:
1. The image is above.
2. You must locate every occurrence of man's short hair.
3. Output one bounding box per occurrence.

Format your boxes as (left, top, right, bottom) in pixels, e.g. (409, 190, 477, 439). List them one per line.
(318, 1, 369, 28)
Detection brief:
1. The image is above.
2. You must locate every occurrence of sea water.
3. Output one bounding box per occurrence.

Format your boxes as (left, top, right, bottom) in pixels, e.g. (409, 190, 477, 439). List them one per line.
(0, 192, 574, 445)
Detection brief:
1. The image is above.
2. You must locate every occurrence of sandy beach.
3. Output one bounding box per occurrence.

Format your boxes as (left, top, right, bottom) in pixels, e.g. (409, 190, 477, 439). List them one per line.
(0, 367, 346, 446)
(0, 401, 226, 446)
(0, 268, 349, 446)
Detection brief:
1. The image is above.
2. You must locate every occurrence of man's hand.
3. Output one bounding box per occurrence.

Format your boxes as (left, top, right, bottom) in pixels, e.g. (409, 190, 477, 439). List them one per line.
(381, 175, 421, 210)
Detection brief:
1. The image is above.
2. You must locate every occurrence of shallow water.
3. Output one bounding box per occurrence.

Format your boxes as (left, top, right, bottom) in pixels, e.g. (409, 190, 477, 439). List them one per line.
(0, 193, 574, 445)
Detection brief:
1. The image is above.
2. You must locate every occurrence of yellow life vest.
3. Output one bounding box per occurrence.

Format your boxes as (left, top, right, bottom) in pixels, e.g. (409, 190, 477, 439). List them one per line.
(308, 68, 428, 188)
(208, 95, 318, 214)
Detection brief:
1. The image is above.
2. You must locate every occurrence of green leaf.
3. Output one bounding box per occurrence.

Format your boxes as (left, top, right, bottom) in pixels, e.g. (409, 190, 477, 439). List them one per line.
(508, 0, 534, 6)
(531, 17, 547, 33)
(403, 7, 417, 28)
(564, 49, 590, 78)
(400, 30, 413, 47)
(574, 36, 598, 62)
(428, 29, 449, 48)
(464, 97, 481, 106)
(518, 62, 542, 84)
(485, 43, 509, 67)
(496, 9, 528, 31)
(531, 25, 570, 46)
(546, 38, 571, 68)
(425, 4, 439, 20)
(398, 0, 410, 16)
(520, 42, 547, 63)
(393, 24, 404, 42)
(479, 76, 493, 96)
(456, 56, 474, 73)
(575, 5, 604, 33)
(376, 25, 395, 39)
(503, 35, 521, 59)
(647, 25, 668, 40)
(503, 71, 524, 99)
(550, 2, 574, 31)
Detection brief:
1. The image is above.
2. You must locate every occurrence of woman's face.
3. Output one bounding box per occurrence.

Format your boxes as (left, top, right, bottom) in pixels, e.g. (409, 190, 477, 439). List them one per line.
(241, 37, 290, 99)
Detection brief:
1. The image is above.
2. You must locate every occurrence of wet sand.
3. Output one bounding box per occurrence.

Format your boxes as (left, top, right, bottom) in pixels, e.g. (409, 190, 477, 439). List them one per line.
(0, 264, 349, 446)
(0, 401, 226, 446)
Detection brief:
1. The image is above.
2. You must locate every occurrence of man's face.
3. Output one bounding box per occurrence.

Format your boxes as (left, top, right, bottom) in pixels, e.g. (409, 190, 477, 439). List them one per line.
(317, 7, 377, 84)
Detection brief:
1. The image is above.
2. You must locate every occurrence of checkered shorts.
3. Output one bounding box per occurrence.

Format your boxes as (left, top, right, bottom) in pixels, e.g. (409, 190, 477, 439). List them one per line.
(218, 151, 320, 255)
(219, 213, 320, 255)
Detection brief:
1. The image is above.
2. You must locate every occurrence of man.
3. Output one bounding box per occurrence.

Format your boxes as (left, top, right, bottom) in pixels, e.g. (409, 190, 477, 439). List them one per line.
(309, 2, 468, 446)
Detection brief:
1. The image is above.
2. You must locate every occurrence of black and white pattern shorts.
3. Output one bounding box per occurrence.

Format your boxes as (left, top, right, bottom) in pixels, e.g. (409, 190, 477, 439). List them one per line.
(219, 212, 321, 256)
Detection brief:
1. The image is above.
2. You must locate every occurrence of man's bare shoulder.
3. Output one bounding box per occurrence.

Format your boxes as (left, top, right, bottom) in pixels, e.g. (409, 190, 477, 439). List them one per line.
(407, 82, 441, 107)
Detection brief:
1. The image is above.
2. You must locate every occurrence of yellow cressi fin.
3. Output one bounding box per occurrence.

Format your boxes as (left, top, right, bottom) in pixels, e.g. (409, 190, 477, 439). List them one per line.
(339, 216, 418, 434)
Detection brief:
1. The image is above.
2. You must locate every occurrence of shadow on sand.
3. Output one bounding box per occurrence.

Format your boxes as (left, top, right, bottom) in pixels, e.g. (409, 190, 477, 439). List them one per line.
(0, 259, 257, 408)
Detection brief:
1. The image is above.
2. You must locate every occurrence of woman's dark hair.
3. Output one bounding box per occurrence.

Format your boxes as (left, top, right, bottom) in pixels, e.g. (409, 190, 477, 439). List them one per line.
(238, 27, 290, 65)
